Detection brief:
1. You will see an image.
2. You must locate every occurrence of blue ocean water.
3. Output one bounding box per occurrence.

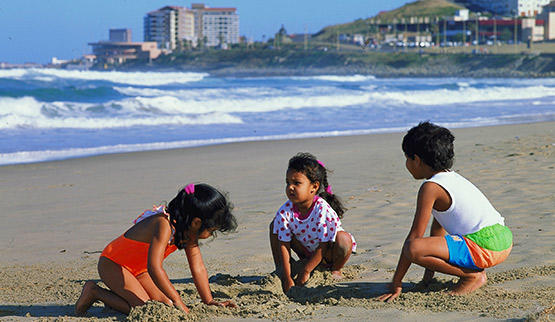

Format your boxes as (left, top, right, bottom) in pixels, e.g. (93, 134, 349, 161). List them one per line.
(0, 68, 554, 165)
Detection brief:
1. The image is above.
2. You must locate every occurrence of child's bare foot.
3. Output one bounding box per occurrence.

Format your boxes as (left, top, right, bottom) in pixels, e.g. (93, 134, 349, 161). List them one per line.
(331, 270, 344, 280)
(75, 281, 98, 316)
(451, 271, 487, 295)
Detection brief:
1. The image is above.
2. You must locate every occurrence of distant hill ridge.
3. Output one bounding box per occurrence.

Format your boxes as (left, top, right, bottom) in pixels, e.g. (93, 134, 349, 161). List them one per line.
(378, 0, 464, 19)
(314, 0, 464, 40)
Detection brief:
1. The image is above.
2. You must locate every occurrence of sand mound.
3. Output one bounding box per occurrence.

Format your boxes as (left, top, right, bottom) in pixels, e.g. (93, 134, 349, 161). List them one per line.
(122, 264, 555, 321)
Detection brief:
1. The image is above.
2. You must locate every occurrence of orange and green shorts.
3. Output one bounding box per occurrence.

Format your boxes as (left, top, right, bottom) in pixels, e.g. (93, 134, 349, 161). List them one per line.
(445, 224, 512, 270)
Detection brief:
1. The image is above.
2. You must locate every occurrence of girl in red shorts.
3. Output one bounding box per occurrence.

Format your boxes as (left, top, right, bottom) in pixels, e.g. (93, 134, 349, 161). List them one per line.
(75, 183, 237, 315)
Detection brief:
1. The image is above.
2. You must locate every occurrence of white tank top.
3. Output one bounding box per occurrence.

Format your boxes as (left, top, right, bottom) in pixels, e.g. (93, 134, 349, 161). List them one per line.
(426, 171, 504, 236)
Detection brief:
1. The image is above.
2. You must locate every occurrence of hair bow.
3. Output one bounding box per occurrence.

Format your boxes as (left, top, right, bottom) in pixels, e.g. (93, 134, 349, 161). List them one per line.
(317, 160, 333, 194)
(184, 183, 195, 195)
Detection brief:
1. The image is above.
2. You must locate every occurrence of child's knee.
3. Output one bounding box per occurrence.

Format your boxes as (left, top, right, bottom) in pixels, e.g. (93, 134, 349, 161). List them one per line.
(403, 239, 423, 262)
(334, 232, 352, 254)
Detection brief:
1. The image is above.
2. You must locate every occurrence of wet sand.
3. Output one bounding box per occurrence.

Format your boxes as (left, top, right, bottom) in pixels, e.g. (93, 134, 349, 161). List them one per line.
(0, 122, 553, 321)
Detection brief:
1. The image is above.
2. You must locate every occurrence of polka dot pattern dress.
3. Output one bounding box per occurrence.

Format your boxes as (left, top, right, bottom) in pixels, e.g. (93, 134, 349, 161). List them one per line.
(272, 196, 357, 254)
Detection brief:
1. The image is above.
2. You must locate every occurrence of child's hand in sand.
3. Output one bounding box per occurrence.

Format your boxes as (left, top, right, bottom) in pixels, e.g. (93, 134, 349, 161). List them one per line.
(282, 277, 295, 293)
(295, 270, 310, 286)
(377, 281, 402, 302)
(207, 299, 237, 308)
(421, 268, 435, 286)
(173, 302, 190, 313)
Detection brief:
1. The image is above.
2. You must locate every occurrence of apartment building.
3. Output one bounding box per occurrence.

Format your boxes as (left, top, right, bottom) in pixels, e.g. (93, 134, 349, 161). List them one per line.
(144, 4, 239, 50)
(539, 0, 555, 39)
(144, 6, 195, 50)
(462, 0, 551, 17)
(191, 4, 239, 47)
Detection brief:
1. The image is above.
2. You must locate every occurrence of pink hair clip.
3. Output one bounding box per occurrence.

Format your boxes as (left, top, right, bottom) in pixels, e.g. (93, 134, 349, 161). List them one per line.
(184, 183, 195, 195)
(326, 185, 333, 194)
(317, 160, 326, 168)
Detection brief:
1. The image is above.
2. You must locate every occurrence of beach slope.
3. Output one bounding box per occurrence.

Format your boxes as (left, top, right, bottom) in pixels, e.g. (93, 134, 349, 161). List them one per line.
(0, 122, 553, 321)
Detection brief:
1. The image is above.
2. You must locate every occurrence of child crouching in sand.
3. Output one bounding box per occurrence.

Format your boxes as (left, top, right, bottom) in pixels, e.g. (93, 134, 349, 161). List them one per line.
(75, 183, 237, 315)
(270, 153, 357, 293)
(379, 122, 512, 302)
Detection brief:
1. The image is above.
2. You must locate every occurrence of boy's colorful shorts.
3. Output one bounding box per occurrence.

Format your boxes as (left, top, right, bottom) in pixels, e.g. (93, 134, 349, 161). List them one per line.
(445, 234, 482, 270)
(445, 229, 512, 270)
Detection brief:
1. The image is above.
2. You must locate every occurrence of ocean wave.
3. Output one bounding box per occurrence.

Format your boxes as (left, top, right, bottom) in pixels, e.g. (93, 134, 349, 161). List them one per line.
(0, 83, 121, 102)
(0, 96, 242, 129)
(0, 127, 406, 165)
(114, 85, 373, 113)
(363, 85, 555, 105)
(5, 110, 555, 166)
(0, 68, 208, 86)
(291, 74, 376, 82)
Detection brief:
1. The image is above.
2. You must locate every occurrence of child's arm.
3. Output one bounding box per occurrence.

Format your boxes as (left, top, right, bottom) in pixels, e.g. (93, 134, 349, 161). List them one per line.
(278, 241, 295, 292)
(378, 182, 440, 302)
(295, 246, 324, 286)
(147, 219, 189, 312)
(185, 244, 236, 307)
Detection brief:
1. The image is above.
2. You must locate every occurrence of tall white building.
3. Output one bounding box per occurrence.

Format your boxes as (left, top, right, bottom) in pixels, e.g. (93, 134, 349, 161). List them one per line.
(191, 4, 239, 47)
(144, 4, 239, 51)
(466, 0, 551, 17)
(144, 6, 195, 50)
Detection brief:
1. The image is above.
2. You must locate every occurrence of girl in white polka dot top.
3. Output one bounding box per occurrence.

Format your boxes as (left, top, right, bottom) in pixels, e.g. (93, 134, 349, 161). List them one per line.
(270, 152, 356, 293)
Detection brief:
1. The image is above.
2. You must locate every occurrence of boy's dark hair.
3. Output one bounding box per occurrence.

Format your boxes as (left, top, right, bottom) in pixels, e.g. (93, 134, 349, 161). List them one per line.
(402, 121, 455, 171)
(288, 152, 346, 218)
(166, 183, 237, 249)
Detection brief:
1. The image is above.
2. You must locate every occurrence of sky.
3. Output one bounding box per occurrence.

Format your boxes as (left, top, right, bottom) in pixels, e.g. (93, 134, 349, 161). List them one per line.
(0, 0, 412, 64)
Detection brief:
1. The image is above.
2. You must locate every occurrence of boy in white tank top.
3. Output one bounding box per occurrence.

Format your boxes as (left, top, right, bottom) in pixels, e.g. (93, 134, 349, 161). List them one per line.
(378, 122, 512, 302)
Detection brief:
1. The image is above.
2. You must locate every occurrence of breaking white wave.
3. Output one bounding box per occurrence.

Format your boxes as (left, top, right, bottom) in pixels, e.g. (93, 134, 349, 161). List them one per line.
(114, 85, 373, 113)
(0, 68, 208, 86)
(0, 96, 242, 129)
(363, 85, 555, 105)
(291, 74, 376, 82)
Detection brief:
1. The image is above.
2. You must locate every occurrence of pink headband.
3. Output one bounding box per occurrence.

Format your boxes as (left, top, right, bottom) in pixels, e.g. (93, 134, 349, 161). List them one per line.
(184, 183, 195, 195)
(317, 160, 333, 195)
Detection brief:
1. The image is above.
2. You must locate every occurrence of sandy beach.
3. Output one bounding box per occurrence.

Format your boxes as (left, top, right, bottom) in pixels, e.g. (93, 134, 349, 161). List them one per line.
(0, 121, 553, 321)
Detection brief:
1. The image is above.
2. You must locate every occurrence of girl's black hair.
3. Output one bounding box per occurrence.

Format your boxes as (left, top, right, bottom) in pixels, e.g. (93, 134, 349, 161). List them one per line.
(166, 183, 236, 249)
(288, 152, 346, 218)
(402, 121, 455, 171)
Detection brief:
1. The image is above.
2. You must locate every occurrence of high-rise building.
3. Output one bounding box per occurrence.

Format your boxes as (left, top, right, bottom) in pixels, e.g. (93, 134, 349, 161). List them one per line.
(191, 4, 239, 47)
(539, 0, 555, 39)
(144, 6, 195, 50)
(460, 0, 551, 17)
(144, 4, 239, 50)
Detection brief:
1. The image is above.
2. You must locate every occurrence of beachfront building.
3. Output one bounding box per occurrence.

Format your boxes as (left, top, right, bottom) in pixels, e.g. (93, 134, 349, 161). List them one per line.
(190, 3, 239, 47)
(460, 0, 551, 17)
(144, 4, 239, 50)
(144, 6, 195, 50)
(88, 41, 161, 64)
(539, 0, 555, 39)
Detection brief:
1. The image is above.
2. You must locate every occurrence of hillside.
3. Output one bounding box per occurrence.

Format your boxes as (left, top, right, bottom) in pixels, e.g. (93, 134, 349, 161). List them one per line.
(378, 0, 464, 19)
(121, 48, 555, 78)
(313, 0, 464, 41)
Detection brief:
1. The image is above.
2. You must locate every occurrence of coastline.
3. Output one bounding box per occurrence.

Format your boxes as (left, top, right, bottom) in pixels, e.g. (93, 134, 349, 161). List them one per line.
(117, 51, 555, 78)
(0, 122, 553, 320)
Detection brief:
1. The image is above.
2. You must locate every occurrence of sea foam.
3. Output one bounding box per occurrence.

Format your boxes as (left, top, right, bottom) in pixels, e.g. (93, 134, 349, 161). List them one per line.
(0, 68, 208, 86)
